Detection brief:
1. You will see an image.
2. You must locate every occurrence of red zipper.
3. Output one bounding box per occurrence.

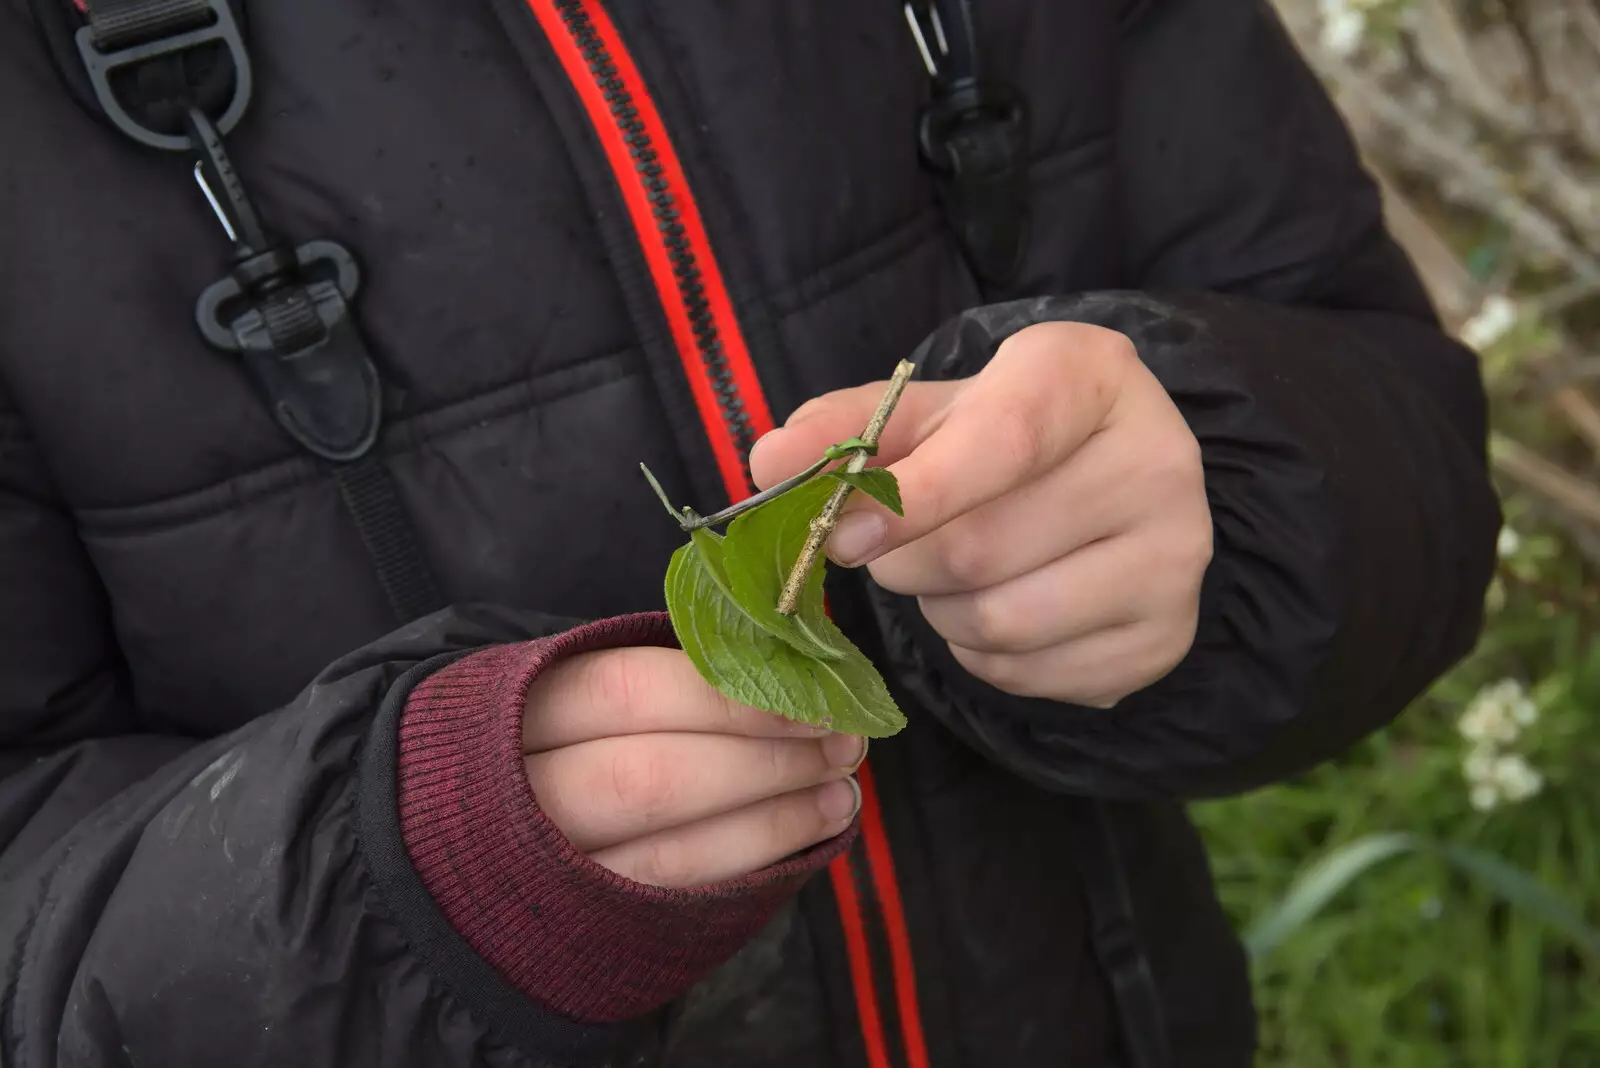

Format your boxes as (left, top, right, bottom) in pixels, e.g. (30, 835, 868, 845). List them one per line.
(525, 3, 931, 1065)
(857, 762, 931, 1068)
(533, 0, 771, 494)
(828, 853, 896, 1068)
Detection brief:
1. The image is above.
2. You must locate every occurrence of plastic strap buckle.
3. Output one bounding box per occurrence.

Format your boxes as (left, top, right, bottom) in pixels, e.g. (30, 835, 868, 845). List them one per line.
(917, 79, 1030, 287)
(196, 240, 383, 463)
(74, 0, 252, 150)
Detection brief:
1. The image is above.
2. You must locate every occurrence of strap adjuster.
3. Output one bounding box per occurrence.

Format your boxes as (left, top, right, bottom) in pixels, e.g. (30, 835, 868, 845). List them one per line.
(196, 239, 382, 463)
(74, 0, 252, 150)
(195, 239, 363, 354)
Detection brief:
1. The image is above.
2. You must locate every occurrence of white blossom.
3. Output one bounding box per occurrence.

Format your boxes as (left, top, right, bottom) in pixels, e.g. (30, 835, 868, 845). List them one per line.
(1458, 679, 1537, 745)
(1485, 576, 1507, 615)
(1459, 295, 1519, 351)
(1460, 692, 1545, 811)
(1497, 525, 1522, 559)
(1320, 3, 1367, 57)
(1493, 753, 1544, 803)
(1462, 745, 1497, 783)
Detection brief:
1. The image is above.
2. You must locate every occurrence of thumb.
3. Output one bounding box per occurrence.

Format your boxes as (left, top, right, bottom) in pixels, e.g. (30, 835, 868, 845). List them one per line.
(748, 377, 962, 491)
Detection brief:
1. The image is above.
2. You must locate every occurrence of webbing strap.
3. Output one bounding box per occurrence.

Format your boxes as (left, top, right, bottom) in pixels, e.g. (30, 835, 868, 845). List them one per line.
(66, 0, 447, 626)
(86, 0, 211, 48)
(1067, 802, 1174, 1068)
(334, 456, 444, 624)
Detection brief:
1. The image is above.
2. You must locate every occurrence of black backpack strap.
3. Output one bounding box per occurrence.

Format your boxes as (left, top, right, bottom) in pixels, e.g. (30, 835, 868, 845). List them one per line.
(903, 0, 1030, 289)
(1065, 801, 1174, 1068)
(334, 456, 445, 625)
(37, 0, 444, 623)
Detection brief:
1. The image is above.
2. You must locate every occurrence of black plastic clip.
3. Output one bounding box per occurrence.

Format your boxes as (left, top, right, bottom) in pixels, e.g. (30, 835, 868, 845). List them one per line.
(175, 101, 382, 463)
(74, 0, 252, 151)
(195, 239, 362, 354)
(195, 239, 383, 463)
(918, 80, 1030, 288)
(904, 0, 1030, 289)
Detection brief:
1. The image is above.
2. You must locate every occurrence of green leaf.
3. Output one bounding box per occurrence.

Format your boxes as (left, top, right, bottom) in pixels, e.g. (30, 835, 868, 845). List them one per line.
(826, 468, 903, 516)
(720, 478, 847, 660)
(1244, 832, 1600, 960)
(1434, 841, 1600, 957)
(1243, 833, 1418, 957)
(665, 528, 906, 737)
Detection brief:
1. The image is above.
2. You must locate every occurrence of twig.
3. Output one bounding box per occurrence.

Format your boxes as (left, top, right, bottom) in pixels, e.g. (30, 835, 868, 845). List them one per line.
(641, 445, 882, 532)
(1497, 561, 1600, 613)
(1413, 0, 1529, 134)
(776, 359, 916, 615)
(1320, 57, 1600, 285)
(1491, 432, 1600, 528)
(684, 460, 828, 530)
(1551, 386, 1600, 461)
(1532, 354, 1600, 393)
(1531, 274, 1600, 318)
(1370, 164, 1483, 329)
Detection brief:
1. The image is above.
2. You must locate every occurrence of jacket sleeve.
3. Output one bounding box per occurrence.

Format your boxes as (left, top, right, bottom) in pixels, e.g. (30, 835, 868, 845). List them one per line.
(869, 0, 1501, 800)
(0, 397, 847, 1066)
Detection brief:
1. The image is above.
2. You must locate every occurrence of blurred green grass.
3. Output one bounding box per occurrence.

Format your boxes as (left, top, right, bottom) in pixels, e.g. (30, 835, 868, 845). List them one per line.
(1191, 4, 1600, 1062)
(1194, 434, 1600, 1066)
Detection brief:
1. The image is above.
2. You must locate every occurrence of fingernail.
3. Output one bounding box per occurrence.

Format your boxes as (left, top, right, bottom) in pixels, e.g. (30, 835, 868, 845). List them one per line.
(747, 430, 779, 471)
(823, 732, 868, 770)
(818, 777, 862, 823)
(827, 512, 887, 567)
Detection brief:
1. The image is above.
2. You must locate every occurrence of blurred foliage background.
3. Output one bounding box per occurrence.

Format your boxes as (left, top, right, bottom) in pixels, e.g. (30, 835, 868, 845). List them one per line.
(1192, 2, 1600, 1064)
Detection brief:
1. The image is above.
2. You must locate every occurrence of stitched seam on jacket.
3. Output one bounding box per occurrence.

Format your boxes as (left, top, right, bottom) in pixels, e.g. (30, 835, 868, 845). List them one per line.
(64, 128, 1112, 536)
(768, 210, 947, 316)
(1030, 131, 1114, 184)
(768, 132, 1113, 317)
(73, 350, 640, 535)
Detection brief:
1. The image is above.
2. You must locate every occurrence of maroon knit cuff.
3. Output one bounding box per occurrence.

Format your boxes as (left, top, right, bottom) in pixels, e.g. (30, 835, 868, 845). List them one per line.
(395, 612, 856, 1023)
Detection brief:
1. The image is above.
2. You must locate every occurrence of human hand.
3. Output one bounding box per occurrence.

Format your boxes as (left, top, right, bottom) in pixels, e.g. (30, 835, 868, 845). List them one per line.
(523, 646, 864, 887)
(749, 321, 1212, 708)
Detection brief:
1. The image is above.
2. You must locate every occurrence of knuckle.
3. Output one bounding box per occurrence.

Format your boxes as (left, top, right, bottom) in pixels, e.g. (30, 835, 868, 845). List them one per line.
(987, 403, 1048, 476)
(1072, 684, 1127, 710)
(771, 793, 826, 849)
(1142, 617, 1197, 683)
(633, 837, 695, 889)
(963, 589, 1024, 649)
(1103, 329, 1141, 371)
(761, 737, 788, 783)
(933, 524, 995, 589)
(585, 650, 642, 715)
(704, 686, 744, 733)
(950, 643, 1022, 691)
(1185, 522, 1215, 574)
(1156, 431, 1205, 489)
(785, 392, 837, 427)
(608, 747, 676, 820)
(1089, 335, 1135, 404)
(906, 473, 952, 531)
(1155, 520, 1214, 580)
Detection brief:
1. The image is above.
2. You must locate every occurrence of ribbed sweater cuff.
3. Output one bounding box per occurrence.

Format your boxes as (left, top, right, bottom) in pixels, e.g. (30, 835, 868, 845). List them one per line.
(395, 612, 854, 1023)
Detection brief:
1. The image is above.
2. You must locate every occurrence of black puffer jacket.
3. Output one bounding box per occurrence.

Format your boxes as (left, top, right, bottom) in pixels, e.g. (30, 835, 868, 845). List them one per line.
(0, 0, 1499, 1065)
